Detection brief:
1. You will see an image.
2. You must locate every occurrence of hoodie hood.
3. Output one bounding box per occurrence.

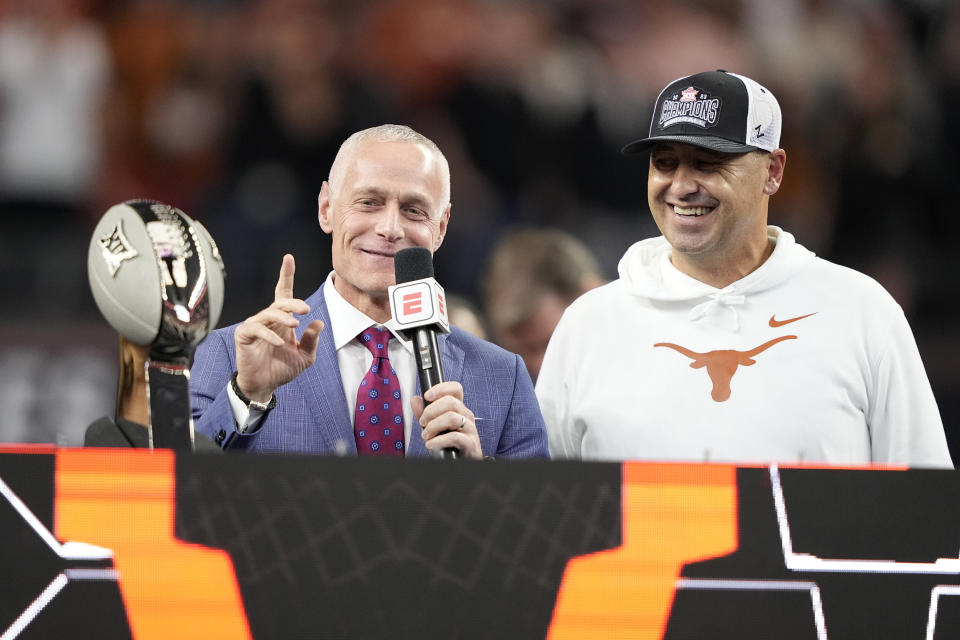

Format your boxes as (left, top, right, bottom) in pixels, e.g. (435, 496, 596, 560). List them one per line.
(617, 226, 816, 330)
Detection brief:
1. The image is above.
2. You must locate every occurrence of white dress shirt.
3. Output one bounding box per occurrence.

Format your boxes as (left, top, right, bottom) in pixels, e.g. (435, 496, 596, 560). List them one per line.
(227, 272, 419, 450)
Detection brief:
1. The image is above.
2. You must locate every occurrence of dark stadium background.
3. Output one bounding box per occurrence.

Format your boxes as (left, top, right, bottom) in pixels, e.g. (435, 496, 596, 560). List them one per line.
(1, 0, 957, 463)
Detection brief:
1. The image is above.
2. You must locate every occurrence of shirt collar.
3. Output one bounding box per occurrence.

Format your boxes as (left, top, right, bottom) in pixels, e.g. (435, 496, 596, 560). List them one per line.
(322, 272, 413, 353)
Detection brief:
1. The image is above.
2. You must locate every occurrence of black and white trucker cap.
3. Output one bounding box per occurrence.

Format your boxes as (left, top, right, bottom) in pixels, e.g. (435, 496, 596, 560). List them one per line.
(622, 69, 781, 155)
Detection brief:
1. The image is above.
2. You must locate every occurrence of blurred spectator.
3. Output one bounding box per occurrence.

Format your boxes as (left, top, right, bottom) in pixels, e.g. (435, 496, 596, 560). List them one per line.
(446, 294, 487, 340)
(95, 0, 228, 216)
(483, 227, 605, 380)
(0, 0, 112, 322)
(0, 0, 111, 219)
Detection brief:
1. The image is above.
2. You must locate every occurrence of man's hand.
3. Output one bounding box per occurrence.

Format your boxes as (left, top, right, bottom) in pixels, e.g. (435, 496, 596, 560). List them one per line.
(234, 254, 324, 402)
(411, 381, 482, 459)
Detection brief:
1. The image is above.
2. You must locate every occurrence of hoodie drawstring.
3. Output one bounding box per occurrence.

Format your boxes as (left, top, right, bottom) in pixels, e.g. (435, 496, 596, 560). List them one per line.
(688, 291, 746, 331)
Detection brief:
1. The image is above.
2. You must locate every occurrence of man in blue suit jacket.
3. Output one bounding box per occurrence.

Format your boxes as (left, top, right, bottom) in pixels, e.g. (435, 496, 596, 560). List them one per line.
(190, 125, 548, 458)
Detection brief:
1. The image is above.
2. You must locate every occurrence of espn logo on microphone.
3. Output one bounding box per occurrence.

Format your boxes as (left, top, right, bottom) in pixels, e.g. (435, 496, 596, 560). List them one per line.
(388, 278, 451, 333)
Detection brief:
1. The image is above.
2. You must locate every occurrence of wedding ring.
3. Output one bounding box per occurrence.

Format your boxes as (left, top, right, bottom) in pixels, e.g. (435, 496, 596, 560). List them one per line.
(458, 415, 466, 430)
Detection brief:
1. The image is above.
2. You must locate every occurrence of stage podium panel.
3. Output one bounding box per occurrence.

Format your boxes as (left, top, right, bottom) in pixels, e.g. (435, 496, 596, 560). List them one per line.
(0, 447, 957, 639)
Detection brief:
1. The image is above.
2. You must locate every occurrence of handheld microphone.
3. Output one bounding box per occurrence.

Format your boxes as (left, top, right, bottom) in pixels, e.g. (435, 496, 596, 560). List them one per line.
(390, 247, 456, 459)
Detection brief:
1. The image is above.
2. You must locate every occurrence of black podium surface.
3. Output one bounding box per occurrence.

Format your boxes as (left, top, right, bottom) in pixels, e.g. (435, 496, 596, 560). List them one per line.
(0, 447, 957, 639)
(173, 454, 620, 639)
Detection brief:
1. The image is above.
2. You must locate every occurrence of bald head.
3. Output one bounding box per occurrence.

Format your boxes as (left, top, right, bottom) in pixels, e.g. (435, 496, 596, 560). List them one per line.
(328, 124, 451, 207)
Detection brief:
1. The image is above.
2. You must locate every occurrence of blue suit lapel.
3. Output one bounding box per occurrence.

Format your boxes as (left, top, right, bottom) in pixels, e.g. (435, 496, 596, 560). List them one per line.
(438, 331, 465, 391)
(406, 331, 465, 457)
(295, 287, 357, 454)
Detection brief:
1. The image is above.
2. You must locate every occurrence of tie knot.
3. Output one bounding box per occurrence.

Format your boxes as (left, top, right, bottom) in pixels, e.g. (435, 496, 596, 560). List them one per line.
(360, 326, 391, 358)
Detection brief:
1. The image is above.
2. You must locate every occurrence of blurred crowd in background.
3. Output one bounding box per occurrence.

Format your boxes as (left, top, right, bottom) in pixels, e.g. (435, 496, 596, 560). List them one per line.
(1, 0, 958, 460)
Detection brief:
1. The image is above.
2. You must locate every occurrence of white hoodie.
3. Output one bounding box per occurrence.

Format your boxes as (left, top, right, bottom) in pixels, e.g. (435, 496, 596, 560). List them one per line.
(536, 227, 953, 467)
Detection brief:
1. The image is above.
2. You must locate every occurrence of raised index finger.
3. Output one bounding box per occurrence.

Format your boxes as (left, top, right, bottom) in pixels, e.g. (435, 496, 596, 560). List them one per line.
(274, 254, 296, 302)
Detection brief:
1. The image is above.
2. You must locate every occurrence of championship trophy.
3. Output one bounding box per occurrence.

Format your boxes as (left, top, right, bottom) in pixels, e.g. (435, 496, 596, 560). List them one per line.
(86, 199, 225, 451)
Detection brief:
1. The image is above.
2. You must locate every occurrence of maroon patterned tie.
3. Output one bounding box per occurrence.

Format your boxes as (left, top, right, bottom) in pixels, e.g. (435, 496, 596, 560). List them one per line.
(354, 327, 405, 456)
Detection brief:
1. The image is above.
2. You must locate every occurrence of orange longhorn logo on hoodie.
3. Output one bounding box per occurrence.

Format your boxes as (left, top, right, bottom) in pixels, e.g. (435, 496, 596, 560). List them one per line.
(655, 335, 797, 402)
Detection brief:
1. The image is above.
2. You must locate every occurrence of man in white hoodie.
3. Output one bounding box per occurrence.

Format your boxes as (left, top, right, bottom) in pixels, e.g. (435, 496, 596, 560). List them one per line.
(535, 70, 953, 468)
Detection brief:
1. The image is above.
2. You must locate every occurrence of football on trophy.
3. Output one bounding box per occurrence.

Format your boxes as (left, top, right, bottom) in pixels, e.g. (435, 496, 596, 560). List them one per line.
(87, 199, 225, 346)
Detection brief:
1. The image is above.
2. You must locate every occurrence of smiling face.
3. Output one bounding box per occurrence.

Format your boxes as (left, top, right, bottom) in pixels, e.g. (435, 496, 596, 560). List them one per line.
(647, 142, 785, 287)
(318, 139, 450, 320)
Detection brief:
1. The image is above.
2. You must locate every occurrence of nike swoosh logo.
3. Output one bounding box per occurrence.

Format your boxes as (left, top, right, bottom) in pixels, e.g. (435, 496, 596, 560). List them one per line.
(769, 312, 817, 327)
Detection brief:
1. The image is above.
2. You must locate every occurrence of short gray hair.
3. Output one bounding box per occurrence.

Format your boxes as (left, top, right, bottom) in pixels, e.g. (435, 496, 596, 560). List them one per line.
(328, 124, 451, 208)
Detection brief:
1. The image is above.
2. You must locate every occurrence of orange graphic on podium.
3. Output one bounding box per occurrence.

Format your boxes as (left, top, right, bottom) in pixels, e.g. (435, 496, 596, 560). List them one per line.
(55, 448, 251, 640)
(547, 463, 738, 639)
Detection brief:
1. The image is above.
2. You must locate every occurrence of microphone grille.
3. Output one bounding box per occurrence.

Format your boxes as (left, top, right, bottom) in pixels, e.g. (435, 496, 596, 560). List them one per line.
(394, 247, 434, 284)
